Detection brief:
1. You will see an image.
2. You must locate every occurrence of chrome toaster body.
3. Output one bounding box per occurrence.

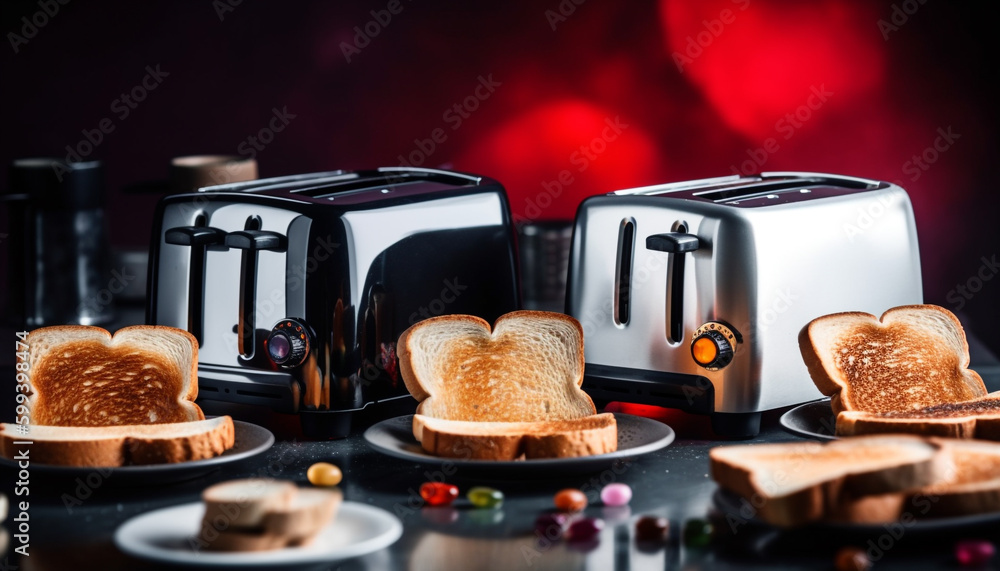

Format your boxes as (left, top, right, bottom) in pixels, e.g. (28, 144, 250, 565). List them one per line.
(566, 172, 922, 436)
(147, 167, 520, 438)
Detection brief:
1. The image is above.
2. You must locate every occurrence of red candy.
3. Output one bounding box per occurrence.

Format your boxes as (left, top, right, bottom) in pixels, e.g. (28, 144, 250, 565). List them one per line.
(956, 540, 996, 567)
(420, 482, 459, 507)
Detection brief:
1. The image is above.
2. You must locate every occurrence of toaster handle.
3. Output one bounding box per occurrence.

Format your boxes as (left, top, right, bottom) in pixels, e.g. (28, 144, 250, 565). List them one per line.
(645, 233, 700, 253)
(165, 226, 227, 344)
(225, 230, 288, 358)
(646, 233, 700, 342)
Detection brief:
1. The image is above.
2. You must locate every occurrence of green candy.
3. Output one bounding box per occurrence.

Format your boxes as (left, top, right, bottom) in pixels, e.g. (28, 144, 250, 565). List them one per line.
(467, 486, 504, 509)
(683, 519, 713, 548)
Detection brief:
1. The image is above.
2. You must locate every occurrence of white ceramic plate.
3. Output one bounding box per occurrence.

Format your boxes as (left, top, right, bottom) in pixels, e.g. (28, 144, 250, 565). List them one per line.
(114, 501, 402, 567)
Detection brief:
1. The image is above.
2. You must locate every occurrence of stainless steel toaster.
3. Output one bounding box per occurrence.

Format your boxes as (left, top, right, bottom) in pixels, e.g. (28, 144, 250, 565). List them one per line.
(566, 172, 922, 437)
(147, 167, 520, 438)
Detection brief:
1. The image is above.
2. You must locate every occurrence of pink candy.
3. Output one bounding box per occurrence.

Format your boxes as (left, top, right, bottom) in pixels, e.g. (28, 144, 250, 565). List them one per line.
(600, 483, 632, 506)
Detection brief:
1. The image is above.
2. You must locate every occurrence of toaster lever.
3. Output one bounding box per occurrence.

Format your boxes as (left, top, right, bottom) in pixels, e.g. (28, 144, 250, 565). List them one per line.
(165, 226, 227, 344)
(225, 230, 288, 358)
(646, 232, 700, 343)
(645, 233, 700, 253)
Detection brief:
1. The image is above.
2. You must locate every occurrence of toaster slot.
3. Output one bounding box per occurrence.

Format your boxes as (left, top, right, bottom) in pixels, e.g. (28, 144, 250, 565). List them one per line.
(225, 219, 287, 359)
(164, 219, 227, 344)
(646, 230, 700, 343)
(614, 219, 636, 325)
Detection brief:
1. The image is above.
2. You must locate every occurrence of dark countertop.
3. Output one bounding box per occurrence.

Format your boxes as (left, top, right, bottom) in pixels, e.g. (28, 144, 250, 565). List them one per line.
(3, 308, 1000, 570)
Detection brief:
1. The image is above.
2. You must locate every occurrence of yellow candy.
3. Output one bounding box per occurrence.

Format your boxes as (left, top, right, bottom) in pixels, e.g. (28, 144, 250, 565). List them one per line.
(307, 462, 342, 486)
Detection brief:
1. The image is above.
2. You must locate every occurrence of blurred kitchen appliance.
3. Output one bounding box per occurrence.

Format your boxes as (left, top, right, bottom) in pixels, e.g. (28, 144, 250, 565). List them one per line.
(566, 172, 923, 437)
(147, 167, 520, 438)
(4, 158, 114, 326)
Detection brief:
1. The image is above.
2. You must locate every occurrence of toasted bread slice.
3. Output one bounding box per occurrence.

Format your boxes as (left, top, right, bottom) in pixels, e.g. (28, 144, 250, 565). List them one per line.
(399, 311, 595, 422)
(919, 438, 1000, 517)
(799, 305, 986, 415)
(710, 435, 946, 527)
(26, 325, 203, 426)
(398, 311, 616, 460)
(414, 413, 618, 460)
(0, 416, 235, 467)
(837, 393, 1000, 439)
(199, 479, 343, 552)
(202, 478, 298, 529)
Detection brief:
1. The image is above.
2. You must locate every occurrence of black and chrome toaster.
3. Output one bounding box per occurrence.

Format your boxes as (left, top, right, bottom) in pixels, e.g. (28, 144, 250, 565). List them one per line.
(566, 172, 923, 437)
(147, 167, 520, 438)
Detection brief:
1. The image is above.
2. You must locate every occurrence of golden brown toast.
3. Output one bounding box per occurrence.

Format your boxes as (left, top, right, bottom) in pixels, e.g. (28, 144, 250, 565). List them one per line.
(398, 311, 616, 460)
(26, 325, 203, 426)
(799, 305, 986, 416)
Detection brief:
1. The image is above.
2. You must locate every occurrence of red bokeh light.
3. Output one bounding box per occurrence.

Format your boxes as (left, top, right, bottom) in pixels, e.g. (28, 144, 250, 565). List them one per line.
(454, 99, 661, 223)
(661, 0, 886, 141)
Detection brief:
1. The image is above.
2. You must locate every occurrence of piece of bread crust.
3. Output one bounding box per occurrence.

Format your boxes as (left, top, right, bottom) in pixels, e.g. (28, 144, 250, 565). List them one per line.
(0, 416, 235, 467)
(25, 325, 203, 426)
(710, 435, 947, 527)
(198, 479, 342, 552)
(415, 413, 618, 460)
(837, 393, 1000, 439)
(202, 479, 298, 530)
(799, 305, 986, 416)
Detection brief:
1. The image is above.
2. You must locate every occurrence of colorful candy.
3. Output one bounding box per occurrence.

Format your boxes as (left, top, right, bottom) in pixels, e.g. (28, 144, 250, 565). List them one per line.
(467, 486, 504, 508)
(567, 517, 604, 542)
(834, 546, 872, 571)
(554, 488, 588, 512)
(682, 518, 713, 548)
(600, 483, 632, 506)
(955, 540, 996, 567)
(635, 515, 670, 543)
(420, 482, 459, 507)
(535, 513, 569, 539)
(306, 462, 342, 486)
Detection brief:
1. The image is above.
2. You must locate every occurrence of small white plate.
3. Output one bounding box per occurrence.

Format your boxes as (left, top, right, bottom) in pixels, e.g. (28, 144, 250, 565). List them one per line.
(114, 501, 402, 567)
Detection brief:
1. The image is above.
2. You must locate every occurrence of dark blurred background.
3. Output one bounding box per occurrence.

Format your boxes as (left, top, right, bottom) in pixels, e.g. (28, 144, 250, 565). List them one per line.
(1, 0, 997, 349)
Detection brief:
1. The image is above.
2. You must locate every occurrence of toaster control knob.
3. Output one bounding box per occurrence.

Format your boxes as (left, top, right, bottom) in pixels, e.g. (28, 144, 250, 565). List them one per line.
(691, 322, 739, 371)
(266, 319, 311, 368)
